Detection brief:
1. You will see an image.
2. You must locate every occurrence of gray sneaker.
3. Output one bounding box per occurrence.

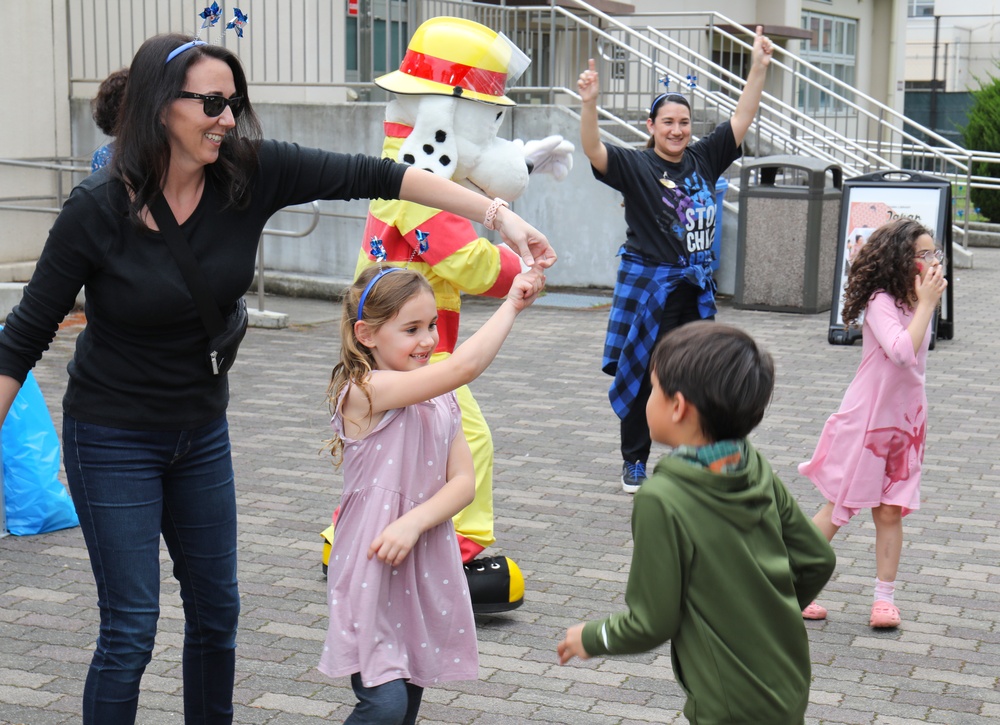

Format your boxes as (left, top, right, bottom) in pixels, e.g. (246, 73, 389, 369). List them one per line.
(621, 461, 647, 494)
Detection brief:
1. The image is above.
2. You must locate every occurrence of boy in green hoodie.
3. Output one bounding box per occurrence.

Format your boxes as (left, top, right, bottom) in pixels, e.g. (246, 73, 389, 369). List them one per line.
(558, 322, 835, 724)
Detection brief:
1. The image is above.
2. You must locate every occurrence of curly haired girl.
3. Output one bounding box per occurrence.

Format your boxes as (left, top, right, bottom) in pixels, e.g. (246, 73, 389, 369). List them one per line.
(799, 218, 947, 628)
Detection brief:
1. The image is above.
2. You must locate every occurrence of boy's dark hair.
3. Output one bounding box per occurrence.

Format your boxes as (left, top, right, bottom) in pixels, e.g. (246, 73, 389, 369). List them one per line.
(649, 321, 774, 441)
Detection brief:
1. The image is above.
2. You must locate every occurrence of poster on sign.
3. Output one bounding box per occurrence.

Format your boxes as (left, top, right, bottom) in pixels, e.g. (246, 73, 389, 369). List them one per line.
(828, 171, 953, 345)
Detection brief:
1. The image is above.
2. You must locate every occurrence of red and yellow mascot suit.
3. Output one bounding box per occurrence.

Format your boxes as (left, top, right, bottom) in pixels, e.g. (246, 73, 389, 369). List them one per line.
(322, 17, 572, 613)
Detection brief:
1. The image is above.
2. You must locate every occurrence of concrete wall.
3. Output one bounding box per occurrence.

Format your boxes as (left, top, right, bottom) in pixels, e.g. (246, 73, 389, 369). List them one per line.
(0, 1, 72, 269)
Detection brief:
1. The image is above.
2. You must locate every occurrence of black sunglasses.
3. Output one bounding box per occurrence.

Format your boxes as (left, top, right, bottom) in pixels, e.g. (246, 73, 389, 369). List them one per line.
(177, 91, 245, 118)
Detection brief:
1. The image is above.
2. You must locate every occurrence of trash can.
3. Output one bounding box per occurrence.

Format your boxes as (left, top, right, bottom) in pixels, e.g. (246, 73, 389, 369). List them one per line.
(735, 155, 843, 313)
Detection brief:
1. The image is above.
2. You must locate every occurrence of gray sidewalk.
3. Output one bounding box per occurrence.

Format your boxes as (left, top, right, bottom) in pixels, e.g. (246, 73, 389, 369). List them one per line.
(2, 250, 998, 724)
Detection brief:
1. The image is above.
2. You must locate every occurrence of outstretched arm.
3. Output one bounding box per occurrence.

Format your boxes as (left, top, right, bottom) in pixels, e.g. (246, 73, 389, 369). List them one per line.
(398, 169, 556, 269)
(347, 269, 545, 421)
(730, 26, 773, 147)
(578, 59, 609, 175)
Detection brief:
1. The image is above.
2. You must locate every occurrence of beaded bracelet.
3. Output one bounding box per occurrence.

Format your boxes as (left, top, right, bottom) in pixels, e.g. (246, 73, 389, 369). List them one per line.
(484, 197, 509, 231)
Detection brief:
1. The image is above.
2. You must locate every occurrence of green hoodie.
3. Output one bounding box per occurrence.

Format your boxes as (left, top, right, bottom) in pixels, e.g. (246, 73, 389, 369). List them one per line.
(582, 441, 835, 724)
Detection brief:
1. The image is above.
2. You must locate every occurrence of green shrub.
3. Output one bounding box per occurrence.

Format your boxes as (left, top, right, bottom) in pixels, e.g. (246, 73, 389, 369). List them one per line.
(963, 66, 1000, 222)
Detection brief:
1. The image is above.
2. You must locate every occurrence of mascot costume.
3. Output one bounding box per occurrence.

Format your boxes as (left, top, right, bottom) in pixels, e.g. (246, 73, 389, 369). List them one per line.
(322, 16, 572, 613)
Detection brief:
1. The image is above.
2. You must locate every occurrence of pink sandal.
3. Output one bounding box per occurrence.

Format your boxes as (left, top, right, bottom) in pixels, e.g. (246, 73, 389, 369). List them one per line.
(802, 601, 827, 620)
(869, 601, 900, 628)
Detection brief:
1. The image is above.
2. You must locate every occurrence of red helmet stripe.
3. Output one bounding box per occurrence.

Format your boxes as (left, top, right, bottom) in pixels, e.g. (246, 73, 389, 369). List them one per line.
(398, 50, 507, 98)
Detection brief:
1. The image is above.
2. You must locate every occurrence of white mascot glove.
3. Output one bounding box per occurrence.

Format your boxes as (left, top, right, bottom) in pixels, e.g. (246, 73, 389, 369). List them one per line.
(518, 135, 575, 182)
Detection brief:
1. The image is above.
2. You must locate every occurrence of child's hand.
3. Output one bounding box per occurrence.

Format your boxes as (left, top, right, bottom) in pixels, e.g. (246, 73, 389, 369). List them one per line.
(507, 268, 546, 311)
(578, 59, 600, 104)
(914, 263, 947, 308)
(557, 623, 590, 665)
(368, 518, 422, 567)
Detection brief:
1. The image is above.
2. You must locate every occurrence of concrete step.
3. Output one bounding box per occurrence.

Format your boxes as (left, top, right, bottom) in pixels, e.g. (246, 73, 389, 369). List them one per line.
(964, 228, 1000, 248)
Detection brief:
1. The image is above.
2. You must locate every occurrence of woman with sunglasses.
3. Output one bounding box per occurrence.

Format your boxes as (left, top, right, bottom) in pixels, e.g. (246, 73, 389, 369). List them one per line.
(577, 26, 772, 494)
(0, 33, 553, 725)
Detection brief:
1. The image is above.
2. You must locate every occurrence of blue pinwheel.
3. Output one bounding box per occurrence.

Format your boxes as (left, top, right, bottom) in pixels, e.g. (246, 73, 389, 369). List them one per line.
(659, 75, 670, 89)
(226, 7, 248, 38)
(199, 2, 222, 29)
(369, 236, 387, 263)
(686, 74, 698, 89)
(415, 229, 430, 255)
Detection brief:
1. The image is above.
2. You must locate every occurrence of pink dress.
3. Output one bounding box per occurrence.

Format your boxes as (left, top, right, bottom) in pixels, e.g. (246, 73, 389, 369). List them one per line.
(799, 292, 930, 526)
(318, 385, 478, 688)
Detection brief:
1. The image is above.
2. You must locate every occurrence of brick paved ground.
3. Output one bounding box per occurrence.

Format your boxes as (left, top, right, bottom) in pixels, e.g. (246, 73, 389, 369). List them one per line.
(1, 249, 998, 724)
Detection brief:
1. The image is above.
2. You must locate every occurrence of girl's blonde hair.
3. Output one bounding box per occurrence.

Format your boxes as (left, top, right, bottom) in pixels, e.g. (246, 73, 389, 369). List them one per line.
(325, 266, 434, 465)
(841, 218, 933, 325)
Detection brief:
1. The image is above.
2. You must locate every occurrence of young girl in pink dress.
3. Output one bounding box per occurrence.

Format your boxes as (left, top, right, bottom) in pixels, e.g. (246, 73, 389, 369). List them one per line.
(319, 264, 543, 724)
(799, 218, 947, 628)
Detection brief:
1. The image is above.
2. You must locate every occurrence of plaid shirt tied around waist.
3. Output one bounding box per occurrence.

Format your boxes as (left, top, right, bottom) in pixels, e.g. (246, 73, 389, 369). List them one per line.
(602, 248, 716, 419)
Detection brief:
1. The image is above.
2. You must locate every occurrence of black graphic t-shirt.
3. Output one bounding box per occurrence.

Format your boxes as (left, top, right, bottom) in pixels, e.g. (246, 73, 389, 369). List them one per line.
(595, 121, 740, 266)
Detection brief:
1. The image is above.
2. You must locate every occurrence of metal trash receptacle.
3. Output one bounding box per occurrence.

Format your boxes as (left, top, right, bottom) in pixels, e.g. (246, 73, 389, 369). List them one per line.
(735, 156, 843, 313)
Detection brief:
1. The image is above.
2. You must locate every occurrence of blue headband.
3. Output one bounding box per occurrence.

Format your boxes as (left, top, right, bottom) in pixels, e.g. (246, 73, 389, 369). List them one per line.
(650, 92, 689, 118)
(357, 268, 401, 321)
(165, 40, 207, 64)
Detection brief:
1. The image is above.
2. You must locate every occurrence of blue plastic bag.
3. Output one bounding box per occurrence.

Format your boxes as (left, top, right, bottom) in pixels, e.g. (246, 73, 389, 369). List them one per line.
(1, 370, 79, 535)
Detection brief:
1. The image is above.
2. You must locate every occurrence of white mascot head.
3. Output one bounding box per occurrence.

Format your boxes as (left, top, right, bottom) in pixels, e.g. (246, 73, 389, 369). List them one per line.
(373, 16, 571, 200)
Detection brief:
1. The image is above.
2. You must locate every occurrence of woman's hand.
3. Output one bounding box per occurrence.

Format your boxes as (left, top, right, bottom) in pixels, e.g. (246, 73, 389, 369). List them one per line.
(751, 26, 773, 69)
(578, 59, 600, 104)
(493, 207, 557, 269)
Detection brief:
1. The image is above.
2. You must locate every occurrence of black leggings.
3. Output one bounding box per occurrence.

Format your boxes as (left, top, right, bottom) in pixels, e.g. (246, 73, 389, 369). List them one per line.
(620, 284, 713, 463)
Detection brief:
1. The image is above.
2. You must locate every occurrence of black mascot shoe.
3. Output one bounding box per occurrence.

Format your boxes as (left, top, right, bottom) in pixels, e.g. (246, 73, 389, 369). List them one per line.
(464, 555, 524, 614)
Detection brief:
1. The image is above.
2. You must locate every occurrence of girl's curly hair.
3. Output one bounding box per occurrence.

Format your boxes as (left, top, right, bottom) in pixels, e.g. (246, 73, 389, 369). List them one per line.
(323, 267, 433, 466)
(841, 218, 932, 325)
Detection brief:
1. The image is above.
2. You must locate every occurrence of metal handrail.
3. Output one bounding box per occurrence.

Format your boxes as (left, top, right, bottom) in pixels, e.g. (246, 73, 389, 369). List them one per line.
(256, 202, 321, 312)
(0, 158, 324, 312)
(554, 1, 988, 241)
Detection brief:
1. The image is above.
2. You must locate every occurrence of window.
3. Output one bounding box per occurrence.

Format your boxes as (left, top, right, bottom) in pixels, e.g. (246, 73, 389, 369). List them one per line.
(908, 0, 935, 18)
(798, 12, 858, 114)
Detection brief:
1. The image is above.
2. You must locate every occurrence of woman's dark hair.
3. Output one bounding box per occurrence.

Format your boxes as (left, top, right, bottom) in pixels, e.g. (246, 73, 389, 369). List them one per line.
(91, 68, 129, 137)
(649, 92, 690, 120)
(650, 321, 774, 442)
(841, 218, 932, 325)
(645, 92, 691, 149)
(112, 33, 263, 231)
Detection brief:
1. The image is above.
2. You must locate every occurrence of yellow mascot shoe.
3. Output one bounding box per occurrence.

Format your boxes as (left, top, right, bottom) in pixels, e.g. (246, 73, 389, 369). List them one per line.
(464, 555, 524, 614)
(320, 523, 335, 577)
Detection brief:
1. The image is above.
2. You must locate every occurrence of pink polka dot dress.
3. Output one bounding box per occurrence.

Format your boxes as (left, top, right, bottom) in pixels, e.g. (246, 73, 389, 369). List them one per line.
(799, 292, 930, 527)
(319, 387, 478, 688)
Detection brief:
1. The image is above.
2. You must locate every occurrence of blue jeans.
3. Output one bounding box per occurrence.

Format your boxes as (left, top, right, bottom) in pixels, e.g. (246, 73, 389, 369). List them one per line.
(345, 674, 423, 725)
(63, 414, 240, 725)
(621, 283, 713, 463)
